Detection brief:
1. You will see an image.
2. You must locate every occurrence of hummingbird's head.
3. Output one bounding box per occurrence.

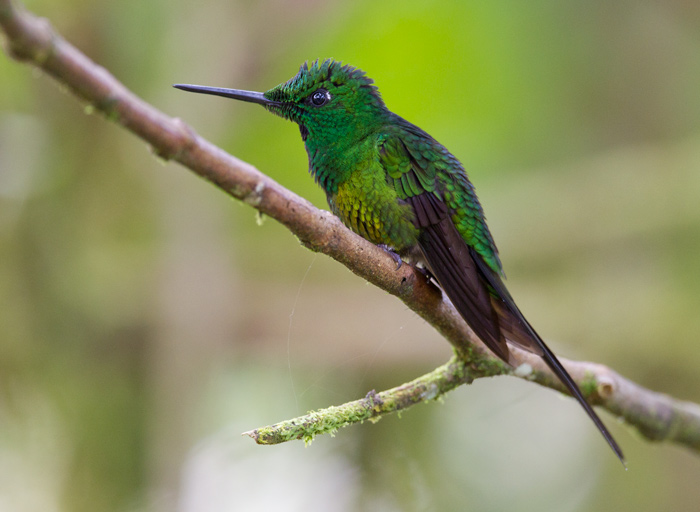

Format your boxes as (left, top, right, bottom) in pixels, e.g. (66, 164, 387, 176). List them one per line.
(263, 59, 386, 140)
(175, 59, 386, 143)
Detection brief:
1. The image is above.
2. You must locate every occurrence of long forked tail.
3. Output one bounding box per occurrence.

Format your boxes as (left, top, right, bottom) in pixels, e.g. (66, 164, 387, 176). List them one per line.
(418, 219, 625, 466)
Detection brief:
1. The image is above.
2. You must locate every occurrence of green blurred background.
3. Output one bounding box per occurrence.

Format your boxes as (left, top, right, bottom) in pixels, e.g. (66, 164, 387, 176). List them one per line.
(2, 0, 700, 510)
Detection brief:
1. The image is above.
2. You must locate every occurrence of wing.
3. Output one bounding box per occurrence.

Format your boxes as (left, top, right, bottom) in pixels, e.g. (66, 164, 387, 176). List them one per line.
(379, 129, 625, 463)
(379, 131, 514, 363)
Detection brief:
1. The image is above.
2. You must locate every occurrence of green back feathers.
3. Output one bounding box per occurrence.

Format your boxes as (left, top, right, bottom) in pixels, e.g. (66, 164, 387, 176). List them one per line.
(381, 120, 504, 276)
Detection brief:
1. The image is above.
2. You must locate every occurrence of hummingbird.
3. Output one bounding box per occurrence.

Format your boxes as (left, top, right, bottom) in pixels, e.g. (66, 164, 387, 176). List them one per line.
(174, 59, 625, 464)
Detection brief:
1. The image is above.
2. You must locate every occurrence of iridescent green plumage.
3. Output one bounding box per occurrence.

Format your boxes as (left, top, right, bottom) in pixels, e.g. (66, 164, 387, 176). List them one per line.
(260, 60, 502, 272)
(174, 59, 624, 465)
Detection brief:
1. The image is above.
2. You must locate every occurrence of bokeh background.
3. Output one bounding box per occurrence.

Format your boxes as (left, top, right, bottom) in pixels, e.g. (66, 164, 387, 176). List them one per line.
(2, 0, 700, 510)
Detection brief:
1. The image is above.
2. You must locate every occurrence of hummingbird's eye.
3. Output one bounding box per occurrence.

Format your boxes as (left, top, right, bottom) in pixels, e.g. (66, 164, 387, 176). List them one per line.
(309, 89, 331, 107)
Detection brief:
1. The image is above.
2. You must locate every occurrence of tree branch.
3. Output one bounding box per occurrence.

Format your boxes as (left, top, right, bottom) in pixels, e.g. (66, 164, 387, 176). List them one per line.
(2, 0, 699, 454)
(243, 356, 474, 445)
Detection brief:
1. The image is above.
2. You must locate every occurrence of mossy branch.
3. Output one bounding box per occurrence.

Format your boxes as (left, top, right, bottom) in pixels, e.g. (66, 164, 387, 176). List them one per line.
(243, 356, 481, 445)
(2, 0, 700, 454)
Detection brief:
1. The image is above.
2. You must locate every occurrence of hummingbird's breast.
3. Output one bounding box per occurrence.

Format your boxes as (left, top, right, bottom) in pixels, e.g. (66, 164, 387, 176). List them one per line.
(325, 150, 419, 252)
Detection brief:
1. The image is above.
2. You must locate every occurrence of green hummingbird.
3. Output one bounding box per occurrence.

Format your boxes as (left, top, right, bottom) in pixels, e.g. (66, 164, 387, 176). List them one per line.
(175, 59, 624, 464)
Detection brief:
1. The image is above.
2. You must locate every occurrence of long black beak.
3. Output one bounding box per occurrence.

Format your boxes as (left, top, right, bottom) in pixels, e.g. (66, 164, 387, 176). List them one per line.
(173, 84, 279, 106)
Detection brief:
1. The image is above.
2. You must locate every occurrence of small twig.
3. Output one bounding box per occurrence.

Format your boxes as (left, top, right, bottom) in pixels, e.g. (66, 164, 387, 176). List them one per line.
(2, 0, 700, 454)
(243, 356, 485, 445)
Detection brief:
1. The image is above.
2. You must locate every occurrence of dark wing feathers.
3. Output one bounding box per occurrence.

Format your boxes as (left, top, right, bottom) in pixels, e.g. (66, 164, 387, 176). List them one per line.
(467, 246, 543, 355)
(379, 131, 625, 463)
(417, 213, 513, 364)
(381, 133, 524, 363)
(405, 191, 447, 227)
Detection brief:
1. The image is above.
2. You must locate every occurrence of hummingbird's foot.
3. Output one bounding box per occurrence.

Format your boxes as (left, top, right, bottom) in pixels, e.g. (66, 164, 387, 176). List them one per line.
(378, 244, 403, 270)
(415, 264, 435, 282)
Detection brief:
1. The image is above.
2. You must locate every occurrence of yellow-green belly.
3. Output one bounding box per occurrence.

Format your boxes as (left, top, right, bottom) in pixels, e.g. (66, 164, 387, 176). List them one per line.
(329, 168, 419, 250)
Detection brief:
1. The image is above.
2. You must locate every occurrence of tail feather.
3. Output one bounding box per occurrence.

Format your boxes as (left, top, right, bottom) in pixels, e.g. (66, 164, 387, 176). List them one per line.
(418, 219, 626, 465)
